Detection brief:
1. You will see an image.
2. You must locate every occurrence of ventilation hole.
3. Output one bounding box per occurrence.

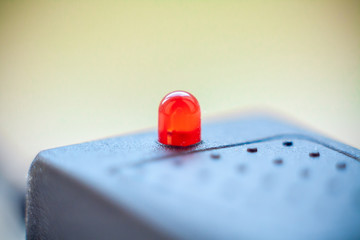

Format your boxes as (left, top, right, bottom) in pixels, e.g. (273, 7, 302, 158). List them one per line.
(262, 174, 275, 189)
(273, 158, 283, 165)
(173, 159, 182, 166)
(336, 162, 346, 170)
(309, 152, 320, 158)
(108, 167, 118, 175)
(300, 168, 310, 178)
(210, 153, 221, 160)
(237, 164, 247, 173)
(198, 169, 210, 180)
(326, 177, 342, 195)
(247, 147, 257, 153)
(283, 141, 293, 147)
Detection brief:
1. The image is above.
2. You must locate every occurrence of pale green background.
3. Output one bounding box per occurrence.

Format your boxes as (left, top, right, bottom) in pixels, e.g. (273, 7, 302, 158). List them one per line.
(0, 0, 359, 188)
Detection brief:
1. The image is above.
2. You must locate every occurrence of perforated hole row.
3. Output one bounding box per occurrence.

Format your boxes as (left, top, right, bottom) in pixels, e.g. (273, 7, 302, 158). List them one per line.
(205, 141, 346, 171)
(105, 137, 360, 220)
(108, 139, 352, 180)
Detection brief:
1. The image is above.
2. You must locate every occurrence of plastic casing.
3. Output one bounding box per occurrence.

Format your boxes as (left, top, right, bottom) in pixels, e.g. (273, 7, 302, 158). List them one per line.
(26, 113, 360, 240)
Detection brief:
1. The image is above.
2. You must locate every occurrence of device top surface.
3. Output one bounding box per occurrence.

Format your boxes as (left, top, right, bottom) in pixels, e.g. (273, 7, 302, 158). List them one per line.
(32, 113, 360, 240)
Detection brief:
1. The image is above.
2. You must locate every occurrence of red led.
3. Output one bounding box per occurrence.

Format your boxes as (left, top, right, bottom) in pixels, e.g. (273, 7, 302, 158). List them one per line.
(158, 91, 201, 147)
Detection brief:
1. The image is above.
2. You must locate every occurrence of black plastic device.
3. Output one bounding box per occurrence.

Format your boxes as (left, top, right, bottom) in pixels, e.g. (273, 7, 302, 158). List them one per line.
(26, 113, 360, 240)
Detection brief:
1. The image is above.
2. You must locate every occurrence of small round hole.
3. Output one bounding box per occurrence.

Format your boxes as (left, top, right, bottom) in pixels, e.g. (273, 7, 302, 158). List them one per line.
(273, 158, 283, 165)
(174, 160, 182, 166)
(210, 153, 221, 160)
(108, 167, 118, 175)
(336, 162, 346, 170)
(283, 141, 293, 147)
(300, 168, 310, 178)
(247, 147, 257, 153)
(237, 164, 247, 173)
(198, 169, 210, 180)
(309, 152, 320, 158)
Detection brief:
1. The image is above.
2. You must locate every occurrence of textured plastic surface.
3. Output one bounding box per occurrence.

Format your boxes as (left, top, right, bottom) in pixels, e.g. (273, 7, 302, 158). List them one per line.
(26, 113, 360, 240)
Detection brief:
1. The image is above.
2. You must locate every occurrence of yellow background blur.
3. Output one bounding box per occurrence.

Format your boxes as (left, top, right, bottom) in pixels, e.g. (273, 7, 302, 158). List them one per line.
(0, 0, 359, 188)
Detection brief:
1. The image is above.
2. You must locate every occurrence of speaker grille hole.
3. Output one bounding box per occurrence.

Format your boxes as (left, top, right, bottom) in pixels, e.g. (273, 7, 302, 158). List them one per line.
(309, 152, 320, 158)
(283, 141, 293, 147)
(247, 147, 258, 153)
(273, 158, 283, 165)
(210, 153, 221, 160)
(336, 162, 346, 170)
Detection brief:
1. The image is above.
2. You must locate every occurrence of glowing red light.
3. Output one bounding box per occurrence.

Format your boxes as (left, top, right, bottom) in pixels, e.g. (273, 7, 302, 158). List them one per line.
(158, 91, 201, 147)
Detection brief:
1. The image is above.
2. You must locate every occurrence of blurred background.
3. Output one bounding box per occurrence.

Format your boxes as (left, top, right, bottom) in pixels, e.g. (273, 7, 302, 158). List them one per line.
(0, 0, 359, 238)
